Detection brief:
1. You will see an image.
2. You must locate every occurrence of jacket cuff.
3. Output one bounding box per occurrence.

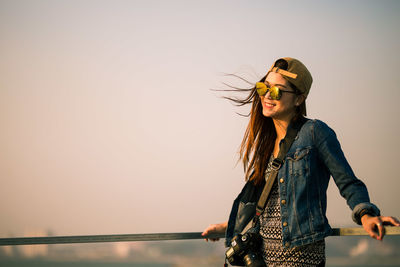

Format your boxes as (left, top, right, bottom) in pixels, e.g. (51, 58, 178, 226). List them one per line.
(352, 202, 381, 225)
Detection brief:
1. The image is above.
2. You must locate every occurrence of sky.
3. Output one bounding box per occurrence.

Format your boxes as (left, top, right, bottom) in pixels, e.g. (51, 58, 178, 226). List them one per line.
(0, 0, 399, 238)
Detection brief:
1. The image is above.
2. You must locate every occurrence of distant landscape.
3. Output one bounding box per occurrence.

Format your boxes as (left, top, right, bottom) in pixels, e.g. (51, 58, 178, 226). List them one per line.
(1, 234, 399, 266)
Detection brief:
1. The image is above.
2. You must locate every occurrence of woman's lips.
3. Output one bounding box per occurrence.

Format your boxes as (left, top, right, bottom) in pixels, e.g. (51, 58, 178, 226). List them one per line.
(263, 102, 276, 108)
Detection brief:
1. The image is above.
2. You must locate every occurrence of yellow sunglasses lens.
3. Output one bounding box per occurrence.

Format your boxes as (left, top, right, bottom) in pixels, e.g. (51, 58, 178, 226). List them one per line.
(255, 82, 282, 100)
(269, 86, 281, 100)
(256, 82, 268, 96)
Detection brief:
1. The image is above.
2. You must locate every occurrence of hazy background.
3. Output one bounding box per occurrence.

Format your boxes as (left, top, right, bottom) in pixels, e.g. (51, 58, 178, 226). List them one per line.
(1, 0, 399, 243)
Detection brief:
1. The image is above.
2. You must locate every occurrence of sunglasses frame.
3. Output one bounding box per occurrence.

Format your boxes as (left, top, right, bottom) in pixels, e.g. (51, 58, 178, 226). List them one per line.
(255, 82, 298, 100)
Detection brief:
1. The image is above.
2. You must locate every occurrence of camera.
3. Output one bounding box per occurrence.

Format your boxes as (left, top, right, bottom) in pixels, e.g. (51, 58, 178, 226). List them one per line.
(225, 229, 266, 267)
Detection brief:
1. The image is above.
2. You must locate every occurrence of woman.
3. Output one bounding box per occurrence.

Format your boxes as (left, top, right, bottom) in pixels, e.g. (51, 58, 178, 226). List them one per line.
(202, 57, 399, 266)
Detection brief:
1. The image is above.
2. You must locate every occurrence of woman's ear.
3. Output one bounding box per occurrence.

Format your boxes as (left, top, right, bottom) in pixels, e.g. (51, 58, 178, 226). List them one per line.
(295, 95, 306, 106)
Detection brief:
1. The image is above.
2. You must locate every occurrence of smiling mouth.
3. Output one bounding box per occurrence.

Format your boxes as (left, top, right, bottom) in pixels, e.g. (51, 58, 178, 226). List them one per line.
(264, 102, 276, 108)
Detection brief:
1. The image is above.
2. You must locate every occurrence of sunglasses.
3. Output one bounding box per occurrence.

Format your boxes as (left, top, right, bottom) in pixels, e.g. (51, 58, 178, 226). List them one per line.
(256, 82, 298, 100)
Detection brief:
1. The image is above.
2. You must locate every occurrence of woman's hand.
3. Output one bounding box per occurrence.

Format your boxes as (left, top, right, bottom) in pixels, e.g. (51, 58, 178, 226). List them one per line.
(361, 215, 400, 241)
(201, 222, 228, 242)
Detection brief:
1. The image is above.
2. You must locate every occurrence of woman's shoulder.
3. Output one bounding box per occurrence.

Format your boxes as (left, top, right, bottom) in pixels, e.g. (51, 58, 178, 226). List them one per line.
(300, 118, 337, 142)
(302, 118, 335, 132)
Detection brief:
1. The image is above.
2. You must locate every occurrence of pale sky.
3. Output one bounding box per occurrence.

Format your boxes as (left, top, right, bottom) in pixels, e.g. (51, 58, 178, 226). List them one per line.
(0, 0, 399, 237)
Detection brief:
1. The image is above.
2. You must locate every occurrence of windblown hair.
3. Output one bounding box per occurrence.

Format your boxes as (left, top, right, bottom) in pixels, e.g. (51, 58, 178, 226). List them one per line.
(221, 60, 304, 185)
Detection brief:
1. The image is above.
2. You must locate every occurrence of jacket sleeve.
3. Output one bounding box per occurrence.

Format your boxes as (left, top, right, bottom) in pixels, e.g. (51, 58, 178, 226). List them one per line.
(225, 185, 245, 247)
(225, 179, 264, 246)
(313, 120, 380, 225)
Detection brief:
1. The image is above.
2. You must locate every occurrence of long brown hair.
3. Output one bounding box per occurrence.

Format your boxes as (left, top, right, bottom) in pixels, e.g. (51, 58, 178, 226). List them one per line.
(221, 71, 304, 185)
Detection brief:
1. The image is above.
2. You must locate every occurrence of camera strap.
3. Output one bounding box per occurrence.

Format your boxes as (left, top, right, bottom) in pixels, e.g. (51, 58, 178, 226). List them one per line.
(241, 117, 306, 234)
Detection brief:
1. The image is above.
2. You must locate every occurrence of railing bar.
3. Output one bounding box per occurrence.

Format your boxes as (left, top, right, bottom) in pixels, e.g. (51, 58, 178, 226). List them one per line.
(330, 226, 400, 236)
(0, 227, 399, 246)
(0, 232, 221, 246)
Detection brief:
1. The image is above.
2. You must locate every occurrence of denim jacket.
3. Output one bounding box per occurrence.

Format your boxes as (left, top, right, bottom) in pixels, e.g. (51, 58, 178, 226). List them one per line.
(225, 118, 380, 248)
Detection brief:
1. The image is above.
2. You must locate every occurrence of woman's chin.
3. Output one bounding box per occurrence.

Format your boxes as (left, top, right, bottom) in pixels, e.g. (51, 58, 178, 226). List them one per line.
(262, 109, 274, 118)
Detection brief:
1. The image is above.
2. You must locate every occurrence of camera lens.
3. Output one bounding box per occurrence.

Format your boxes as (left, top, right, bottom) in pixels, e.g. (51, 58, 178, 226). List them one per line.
(243, 253, 266, 267)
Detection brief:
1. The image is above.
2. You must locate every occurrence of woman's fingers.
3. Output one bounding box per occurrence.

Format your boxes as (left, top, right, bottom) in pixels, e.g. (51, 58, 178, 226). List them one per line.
(202, 224, 219, 242)
(201, 227, 210, 242)
(362, 215, 382, 240)
(366, 224, 379, 240)
(376, 219, 384, 240)
(363, 216, 400, 241)
(202, 222, 227, 242)
(381, 216, 400, 226)
(202, 224, 215, 236)
(377, 216, 400, 240)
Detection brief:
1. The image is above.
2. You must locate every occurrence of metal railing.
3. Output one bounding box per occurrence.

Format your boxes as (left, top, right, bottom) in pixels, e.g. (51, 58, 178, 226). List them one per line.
(0, 226, 399, 246)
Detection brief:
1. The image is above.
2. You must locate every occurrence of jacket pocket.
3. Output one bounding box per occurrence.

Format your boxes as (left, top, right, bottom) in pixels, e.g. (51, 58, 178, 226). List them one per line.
(286, 147, 311, 176)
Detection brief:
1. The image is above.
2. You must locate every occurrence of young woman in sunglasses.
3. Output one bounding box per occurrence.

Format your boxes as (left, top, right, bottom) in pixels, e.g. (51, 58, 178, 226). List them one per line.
(202, 57, 400, 266)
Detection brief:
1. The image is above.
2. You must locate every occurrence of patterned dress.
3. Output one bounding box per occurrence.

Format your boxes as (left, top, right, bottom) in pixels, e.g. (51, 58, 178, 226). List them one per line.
(258, 156, 325, 266)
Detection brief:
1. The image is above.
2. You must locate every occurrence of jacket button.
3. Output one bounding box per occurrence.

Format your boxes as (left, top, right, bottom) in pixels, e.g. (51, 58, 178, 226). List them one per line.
(280, 178, 284, 183)
(285, 242, 290, 248)
(283, 222, 288, 227)
(281, 199, 286, 205)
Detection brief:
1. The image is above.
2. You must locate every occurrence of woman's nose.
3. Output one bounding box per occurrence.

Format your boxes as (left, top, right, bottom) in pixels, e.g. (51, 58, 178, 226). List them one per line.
(265, 89, 272, 100)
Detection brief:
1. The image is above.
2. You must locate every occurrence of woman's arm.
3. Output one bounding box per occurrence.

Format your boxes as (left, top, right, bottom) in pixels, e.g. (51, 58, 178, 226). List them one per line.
(313, 120, 373, 211)
(314, 120, 399, 240)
